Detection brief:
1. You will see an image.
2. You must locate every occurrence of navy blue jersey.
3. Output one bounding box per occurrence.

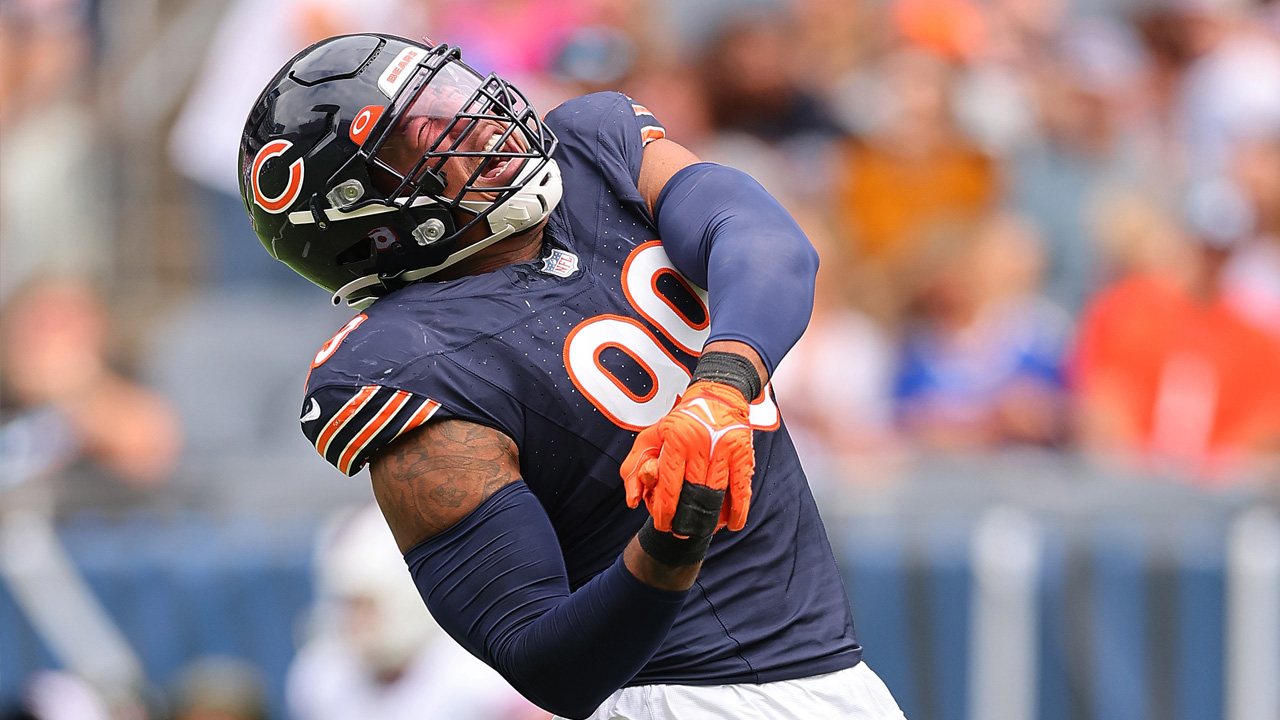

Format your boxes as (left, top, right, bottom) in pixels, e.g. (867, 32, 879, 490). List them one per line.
(301, 92, 862, 685)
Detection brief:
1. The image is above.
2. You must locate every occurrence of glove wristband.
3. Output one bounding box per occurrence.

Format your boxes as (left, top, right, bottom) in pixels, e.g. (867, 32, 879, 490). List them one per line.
(691, 351, 762, 401)
(638, 518, 714, 567)
(637, 480, 724, 566)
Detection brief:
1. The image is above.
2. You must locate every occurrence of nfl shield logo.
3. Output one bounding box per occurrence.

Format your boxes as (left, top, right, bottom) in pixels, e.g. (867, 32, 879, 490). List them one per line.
(541, 249, 580, 278)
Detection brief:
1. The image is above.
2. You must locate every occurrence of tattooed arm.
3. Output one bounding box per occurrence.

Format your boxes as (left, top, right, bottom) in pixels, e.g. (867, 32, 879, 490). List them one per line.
(367, 418, 696, 717)
(370, 418, 520, 548)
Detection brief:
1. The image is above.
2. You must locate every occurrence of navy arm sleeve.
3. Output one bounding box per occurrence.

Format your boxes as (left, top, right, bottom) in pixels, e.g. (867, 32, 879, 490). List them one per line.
(404, 481, 688, 719)
(655, 163, 820, 375)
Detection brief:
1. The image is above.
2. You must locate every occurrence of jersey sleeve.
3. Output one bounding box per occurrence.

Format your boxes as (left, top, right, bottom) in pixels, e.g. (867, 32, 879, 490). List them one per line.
(301, 383, 439, 476)
(300, 312, 524, 477)
(544, 91, 666, 206)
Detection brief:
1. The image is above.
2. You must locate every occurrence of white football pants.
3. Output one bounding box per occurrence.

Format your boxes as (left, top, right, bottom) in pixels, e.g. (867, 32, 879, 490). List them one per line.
(567, 662, 907, 720)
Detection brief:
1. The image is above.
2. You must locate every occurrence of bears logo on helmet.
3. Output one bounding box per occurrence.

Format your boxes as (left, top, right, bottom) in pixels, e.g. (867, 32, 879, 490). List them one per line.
(238, 33, 562, 309)
(250, 139, 306, 214)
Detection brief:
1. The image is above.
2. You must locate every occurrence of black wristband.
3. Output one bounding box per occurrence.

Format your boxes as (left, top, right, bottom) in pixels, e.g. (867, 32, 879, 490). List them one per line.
(691, 351, 762, 401)
(638, 518, 714, 567)
(636, 481, 724, 567)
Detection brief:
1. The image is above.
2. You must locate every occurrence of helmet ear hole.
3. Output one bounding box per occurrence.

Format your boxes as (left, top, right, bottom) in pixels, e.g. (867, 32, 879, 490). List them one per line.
(335, 238, 375, 267)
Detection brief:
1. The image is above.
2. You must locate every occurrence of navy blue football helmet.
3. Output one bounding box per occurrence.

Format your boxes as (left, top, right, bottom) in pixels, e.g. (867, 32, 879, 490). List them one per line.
(240, 34, 562, 307)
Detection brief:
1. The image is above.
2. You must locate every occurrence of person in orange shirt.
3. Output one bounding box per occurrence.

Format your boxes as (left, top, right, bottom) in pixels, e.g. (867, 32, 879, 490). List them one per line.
(835, 45, 998, 324)
(1073, 184, 1280, 481)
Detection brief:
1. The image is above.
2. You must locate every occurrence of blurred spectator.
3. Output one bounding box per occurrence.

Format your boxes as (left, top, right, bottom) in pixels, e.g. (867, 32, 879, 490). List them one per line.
(834, 44, 998, 323)
(687, 13, 846, 205)
(770, 214, 903, 487)
(1073, 189, 1280, 481)
(893, 211, 1072, 450)
(167, 0, 427, 290)
(621, 61, 715, 155)
(892, 0, 987, 61)
(790, 0, 874, 90)
(435, 0, 590, 77)
(287, 504, 546, 720)
(0, 0, 109, 302)
(1003, 19, 1157, 314)
(1174, 1, 1280, 177)
(0, 278, 181, 509)
(698, 15, 844, 145)
(1220, 132, 1280, 337)
(171, 657, 269, 720)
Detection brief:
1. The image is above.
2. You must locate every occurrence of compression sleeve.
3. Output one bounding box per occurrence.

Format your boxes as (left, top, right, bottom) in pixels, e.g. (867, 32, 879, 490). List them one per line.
(404, 481, 688, 719)
(654, 163, 819, 376)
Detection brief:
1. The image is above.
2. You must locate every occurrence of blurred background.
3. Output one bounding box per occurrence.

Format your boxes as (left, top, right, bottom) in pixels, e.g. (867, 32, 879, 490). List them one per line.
(2, 0, 1279, 717)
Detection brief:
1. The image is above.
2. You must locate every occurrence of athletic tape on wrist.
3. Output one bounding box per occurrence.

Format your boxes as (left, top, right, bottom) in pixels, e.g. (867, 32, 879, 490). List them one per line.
(637, 480, 723, 566)
(638, 517, 714, 567)
(691, 351, 762, 401)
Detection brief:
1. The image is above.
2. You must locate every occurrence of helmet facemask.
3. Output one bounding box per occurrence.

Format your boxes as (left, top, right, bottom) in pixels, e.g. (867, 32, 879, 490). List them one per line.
(325, 44, 562, 306)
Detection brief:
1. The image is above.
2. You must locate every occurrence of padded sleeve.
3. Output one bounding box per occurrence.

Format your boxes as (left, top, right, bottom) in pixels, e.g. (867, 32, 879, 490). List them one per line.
(654, 162, 820, 375)
(405, 481, 689, 719)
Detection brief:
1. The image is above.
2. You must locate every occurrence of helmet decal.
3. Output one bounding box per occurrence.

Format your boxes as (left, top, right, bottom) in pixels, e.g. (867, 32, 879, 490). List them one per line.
(378, 46, 423, 98)
(251, 139, 306, 214)
(350, 105, 384, 145)
(367, 227, 398, 251)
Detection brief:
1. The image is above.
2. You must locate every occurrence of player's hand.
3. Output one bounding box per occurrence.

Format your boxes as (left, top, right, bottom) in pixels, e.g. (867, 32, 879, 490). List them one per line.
(621, 381, 755, 533)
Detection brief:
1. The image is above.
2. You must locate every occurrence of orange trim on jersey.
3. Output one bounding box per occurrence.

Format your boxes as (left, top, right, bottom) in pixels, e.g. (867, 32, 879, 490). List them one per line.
(338, 389, 412, 475)
(640, 126, 665, 145)
(631, 103, 654, 117)
(650, 268, 710, 332)
(564, 314, 690, 431)
(392, 398, 441, 441)
(748, 384, 782, 431)
(313, 314, 368, 369)
(594, 342, 660, 404)
(316, 385, 380, 458)
(622, 240, 709, 356)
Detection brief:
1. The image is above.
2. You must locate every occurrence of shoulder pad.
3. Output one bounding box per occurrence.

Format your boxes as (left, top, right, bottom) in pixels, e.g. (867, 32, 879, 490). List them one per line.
(545, 92, 667, 189)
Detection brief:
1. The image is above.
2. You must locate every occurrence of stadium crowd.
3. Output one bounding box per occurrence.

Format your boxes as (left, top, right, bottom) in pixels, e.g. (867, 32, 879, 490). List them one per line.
(2, 0, 1280, 717)
(6, 0, 1280, 494)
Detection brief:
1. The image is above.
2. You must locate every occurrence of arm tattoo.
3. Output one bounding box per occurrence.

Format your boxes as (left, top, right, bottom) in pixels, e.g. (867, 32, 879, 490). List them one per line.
(370, 419, 520, 552)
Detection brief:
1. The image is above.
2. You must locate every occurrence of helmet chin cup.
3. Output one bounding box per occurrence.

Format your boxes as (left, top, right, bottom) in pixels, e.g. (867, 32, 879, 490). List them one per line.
(458, 159, 563, 237)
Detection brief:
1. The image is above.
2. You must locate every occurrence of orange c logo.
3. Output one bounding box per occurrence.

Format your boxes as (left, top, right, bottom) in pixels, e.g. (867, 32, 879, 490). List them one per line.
(251, 139, 305, 214)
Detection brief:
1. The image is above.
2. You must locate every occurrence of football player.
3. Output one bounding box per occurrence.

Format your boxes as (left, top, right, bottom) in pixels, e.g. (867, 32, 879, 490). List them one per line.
(239, 34, 905, 720)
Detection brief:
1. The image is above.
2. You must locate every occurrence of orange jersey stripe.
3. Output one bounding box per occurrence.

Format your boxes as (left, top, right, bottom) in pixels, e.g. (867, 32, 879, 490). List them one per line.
(316, 385, 379, 458)
(632, 103, 654, 117)
(392, 398, 442, 441)
(338, 390, 412, 475)
(640, 126, 665, 145)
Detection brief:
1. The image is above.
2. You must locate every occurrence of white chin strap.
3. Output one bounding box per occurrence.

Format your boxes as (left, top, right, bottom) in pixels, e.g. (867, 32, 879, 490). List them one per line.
(331, 159, 564, 309)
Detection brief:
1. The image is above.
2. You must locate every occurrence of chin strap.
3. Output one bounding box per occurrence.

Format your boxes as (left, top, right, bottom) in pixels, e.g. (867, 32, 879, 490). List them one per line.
(330, 159, 564, 309)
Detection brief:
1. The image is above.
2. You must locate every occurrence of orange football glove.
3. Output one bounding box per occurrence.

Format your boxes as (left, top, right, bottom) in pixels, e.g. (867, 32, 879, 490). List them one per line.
(621, 381, 756, 533)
